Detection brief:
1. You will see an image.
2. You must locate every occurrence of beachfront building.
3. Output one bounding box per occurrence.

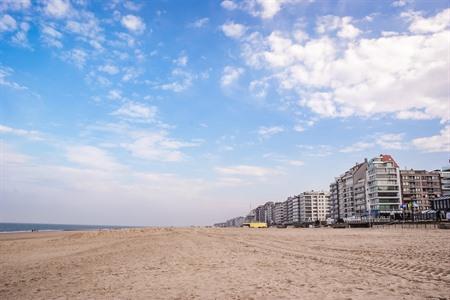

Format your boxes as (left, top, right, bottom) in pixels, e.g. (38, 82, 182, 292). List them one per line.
(366, 154, 402, 217)
(273, 201, 286, 225)
(329, 160, 368, 220)
(285, 197, 294, 225)
(329, 181, 340, 221)
(400, 169, 442, 211)
(439, 165, 450, 196)
(291, 195, 301, 224)
(299, 191, 330, 223)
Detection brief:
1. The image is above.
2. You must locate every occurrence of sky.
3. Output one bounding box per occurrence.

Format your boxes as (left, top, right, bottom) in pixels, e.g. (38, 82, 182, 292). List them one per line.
(0, 0, 449, 226)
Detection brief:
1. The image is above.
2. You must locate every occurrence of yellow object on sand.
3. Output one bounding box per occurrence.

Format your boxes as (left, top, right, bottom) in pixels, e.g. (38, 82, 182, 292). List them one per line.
(241, 222, 268, 228)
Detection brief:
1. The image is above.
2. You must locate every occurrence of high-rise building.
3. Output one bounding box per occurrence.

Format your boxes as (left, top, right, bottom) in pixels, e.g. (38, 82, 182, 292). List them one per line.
(439, 165, 450, 196)
(329, 160, 368, 220)
(329, 181, 340, 220)
(299, 191, 330, 223)
(273, 201, 286, 225)
(285, 197, 294, 225)
(400, 170, 442, 211)
(366, 154, 402, 217)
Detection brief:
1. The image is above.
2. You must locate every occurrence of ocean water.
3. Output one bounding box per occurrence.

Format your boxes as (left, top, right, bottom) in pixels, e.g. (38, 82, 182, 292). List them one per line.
(0, 222, 133, 233)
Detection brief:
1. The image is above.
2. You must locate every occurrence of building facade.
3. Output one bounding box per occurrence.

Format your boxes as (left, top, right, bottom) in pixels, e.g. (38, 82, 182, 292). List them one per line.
(273, 201, 286, 225)
(329, 181, 340, 220)
(400, 169, 442, 211)
(329, 160, 368, 220)
(439, 165, 450, 196)
(366, 154, 402, 216)
(299, 191, 330, 223)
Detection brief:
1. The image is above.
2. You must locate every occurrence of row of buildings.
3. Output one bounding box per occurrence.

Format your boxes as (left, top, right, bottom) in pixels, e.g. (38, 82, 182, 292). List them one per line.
(215, 154, 450, 227)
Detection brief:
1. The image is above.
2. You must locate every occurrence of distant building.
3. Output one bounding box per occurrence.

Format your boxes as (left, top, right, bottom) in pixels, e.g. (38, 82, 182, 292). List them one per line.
(273, 201, 286, 225)
(329, 181, 340, 220)
(263, 202, 275, 225)
(366, 154, 402, 217)
(439, 165, 450, 196)
(400, 169, 442, 211)
(329, 160, 368, 220)
(285, 197, 294, 225)
(299, 191, 330, 223)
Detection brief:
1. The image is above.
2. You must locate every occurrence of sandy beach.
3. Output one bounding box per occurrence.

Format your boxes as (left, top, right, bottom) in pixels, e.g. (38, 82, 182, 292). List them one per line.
(0, 227, 449, 299)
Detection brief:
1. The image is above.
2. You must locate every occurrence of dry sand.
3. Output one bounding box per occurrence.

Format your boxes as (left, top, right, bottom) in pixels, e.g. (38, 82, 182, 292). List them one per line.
(0, 227, 449, 299)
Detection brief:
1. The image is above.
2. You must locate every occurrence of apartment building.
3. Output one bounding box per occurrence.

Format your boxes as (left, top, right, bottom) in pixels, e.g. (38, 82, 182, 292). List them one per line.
(366, 154, 402, 216)
(329, 181, 340, 220)
(439, 165, 450, 196)
(273, 201, 286, 225)
(400, 170, 442, 211)
(329, 160, 368, 220)
(285, 197, 294, 225)
(291, 195, 301, 224)
(299, 191, 330, 223)
(263, 201, 275, 225)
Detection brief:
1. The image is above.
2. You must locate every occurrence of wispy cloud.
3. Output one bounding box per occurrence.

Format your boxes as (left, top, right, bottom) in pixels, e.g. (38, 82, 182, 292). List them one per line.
(0, 66, 28, 90)
(257, 126, 284, 139)
(215, 165, 278, 177)
(412, 125, 450, 153)
(0, 124, 43, 140)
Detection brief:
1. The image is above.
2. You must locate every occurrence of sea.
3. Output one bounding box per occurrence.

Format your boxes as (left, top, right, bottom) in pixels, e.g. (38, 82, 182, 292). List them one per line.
(0, 222, 134, 233)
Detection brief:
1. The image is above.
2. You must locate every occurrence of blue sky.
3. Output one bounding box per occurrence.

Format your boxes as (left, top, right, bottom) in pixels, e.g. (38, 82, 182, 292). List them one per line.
(0, 0, 449, 226)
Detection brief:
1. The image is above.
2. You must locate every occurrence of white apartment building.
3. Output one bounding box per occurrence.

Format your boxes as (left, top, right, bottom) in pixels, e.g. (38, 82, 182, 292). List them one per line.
(366, 154, 402, 217)
(299, 191, 330, 223)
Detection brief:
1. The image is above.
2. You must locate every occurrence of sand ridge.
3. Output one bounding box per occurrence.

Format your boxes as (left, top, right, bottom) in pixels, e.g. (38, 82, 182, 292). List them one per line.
(0, 227, 449, 299)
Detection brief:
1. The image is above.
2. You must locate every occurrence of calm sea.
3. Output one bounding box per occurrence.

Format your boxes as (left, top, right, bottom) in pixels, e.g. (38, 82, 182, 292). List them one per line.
(0, 222, 134, 233)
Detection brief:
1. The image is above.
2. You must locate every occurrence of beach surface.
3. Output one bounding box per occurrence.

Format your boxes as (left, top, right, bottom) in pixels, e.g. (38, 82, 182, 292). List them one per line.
(0, 227, 449, 299)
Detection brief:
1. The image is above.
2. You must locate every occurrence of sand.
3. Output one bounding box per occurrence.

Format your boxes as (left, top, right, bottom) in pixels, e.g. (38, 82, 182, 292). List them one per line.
(0, 227, 449, 300)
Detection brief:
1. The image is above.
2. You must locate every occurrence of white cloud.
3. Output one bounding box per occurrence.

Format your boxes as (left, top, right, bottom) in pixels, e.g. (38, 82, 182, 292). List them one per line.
(121, 14, 146, 34)
(316, 15, 361, 39)
(405, 8, 450, 34)
(221, 0, 309, 20)
(0, 124, 42, 140)
(159, 68, 194, 92)
(221, 21, 246, 39)
(44, 0, 71, 18)
(11, 22, 30, 47)
(221, 0, 238, 10)
(0, 0, 31, 11)
(221, 66, 244, 87)
(121, 131, 199, 162)
(412, 125, 450, 153)
(41, 24, 63, 48)
(107, 89, 122, 100)
(392, 0, 408, 7)
(62, 48, 87, 68)
(215, 165, 276, 177)
(239, 8, 450, 121)
(190, 17, 209, 28)
(257, 126, 284, 139)
(65, 13, 103, 47)
(340, 141, 373, 153)
(123, 1, 142, 11)
(174, 55, 188, 66)
(0, 14, 17, 32)
(249, 79, 269, 98)
(297, 144, 334, 157)
(98, 64, 119, 75)
(286, 160, 304, 166)
(66, 145, 124, 171)
(340, 133, 406, 153)
(0, 66, 28, 90)
(112, 101, 157, 121)
(293, 124, 305, 132)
